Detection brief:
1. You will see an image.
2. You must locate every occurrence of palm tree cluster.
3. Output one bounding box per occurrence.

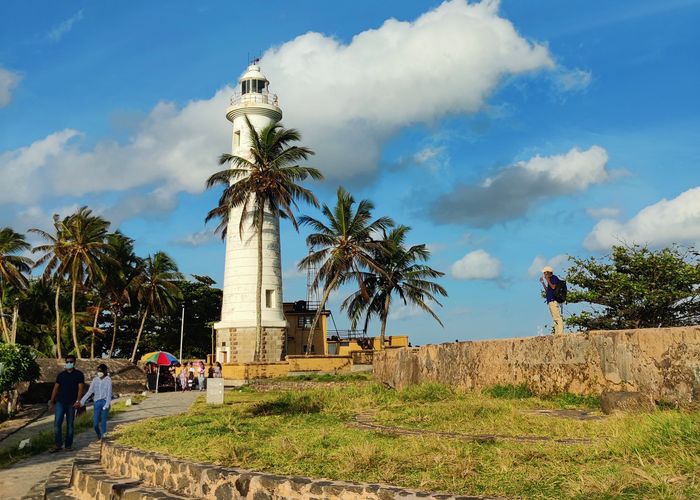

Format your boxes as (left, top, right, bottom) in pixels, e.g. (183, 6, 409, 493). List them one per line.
(206, 119, 447, 357)
(1, 207, 183, 360)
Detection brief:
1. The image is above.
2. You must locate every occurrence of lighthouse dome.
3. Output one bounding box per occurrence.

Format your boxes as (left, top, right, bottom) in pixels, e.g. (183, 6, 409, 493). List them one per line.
(239, 64, 268, 83)
(239, 63, 270, 95)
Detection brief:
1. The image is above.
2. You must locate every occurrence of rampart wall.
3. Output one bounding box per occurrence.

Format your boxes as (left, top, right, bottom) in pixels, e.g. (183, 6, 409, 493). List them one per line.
(373, 326, 700, 406)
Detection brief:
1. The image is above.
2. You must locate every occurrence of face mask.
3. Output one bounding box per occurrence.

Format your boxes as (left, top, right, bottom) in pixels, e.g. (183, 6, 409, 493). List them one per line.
(97, 372, 105, 379)
(65, 362, 74, 369)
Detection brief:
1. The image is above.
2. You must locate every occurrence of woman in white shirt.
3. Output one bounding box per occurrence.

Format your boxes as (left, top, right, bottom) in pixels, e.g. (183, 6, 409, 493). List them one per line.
(79, 363, 113, 440)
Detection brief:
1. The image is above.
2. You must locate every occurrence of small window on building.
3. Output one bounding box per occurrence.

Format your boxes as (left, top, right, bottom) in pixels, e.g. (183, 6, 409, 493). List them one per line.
(297, 315, 313, 329)
(241, 80, 251, 94)
(233, 130, 240, 148)
(265, 289, 274, 308)
(221, 342, 226, 347)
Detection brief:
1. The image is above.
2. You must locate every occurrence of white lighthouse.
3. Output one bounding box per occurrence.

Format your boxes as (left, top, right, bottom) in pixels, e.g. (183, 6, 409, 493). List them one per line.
(215, 63, 287, 364)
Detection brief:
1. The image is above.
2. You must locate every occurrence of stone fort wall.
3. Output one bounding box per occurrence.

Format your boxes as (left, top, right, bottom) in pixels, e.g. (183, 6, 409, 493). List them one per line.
(373, 326, 700, 406)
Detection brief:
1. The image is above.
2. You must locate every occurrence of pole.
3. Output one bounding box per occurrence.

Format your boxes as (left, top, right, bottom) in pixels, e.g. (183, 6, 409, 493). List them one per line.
(155, 367, 160, 394)
(179, 304, 185, 365)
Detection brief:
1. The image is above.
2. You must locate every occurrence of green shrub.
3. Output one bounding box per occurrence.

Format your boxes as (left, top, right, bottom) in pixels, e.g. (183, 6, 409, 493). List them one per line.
(483, 384, 533, 400)
(0, 344, 40, 392)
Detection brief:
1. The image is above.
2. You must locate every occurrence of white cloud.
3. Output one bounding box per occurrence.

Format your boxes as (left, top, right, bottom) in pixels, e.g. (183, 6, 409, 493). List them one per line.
(0, 66, 22, 108)
(587, 207, 621, 219)
(0, 0, 561, 224)
(584, 187, 700, 250)
(47, 9, 84, 42)
(0, 90, 230, 209)
(282, 262, 307, 280)
(173, 229, 219, 247)
(260, 0, 554, 181)
(527, 254, 569, 277)
(451, 249, 502, 280)
(431, 145, 612, 226)
(552, 67, 592, 92)
(389, 305, 422, 321)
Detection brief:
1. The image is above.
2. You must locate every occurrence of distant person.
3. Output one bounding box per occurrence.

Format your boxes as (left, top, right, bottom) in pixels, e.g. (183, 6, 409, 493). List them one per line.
(540, 265, 564, 336)
(197, 361, 206, 391)
(214, 362, 222, 378)
(48, 355, 85, 452)
(78, 363, 113, 441)
(207, 364, 214, 378)
(178, 364, 188, 391)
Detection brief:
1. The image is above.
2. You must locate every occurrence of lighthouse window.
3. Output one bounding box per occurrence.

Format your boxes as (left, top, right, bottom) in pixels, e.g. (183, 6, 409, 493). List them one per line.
(233, 130, 240, 148)
(253, 80, 266, 93)
(265, 289, 274, 308)
(241, 80, 250, 94)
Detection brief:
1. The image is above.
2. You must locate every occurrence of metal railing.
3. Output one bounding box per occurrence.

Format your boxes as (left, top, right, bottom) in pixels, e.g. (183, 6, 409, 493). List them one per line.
(230, 91, 279, 107)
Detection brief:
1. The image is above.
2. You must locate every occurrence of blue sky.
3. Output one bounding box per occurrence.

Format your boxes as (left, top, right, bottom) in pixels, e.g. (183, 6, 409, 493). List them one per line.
(1, 0, 699, 345)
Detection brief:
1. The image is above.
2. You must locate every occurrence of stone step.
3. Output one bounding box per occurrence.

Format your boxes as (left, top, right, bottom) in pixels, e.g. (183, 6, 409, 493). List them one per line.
(69, 460, 193, 500)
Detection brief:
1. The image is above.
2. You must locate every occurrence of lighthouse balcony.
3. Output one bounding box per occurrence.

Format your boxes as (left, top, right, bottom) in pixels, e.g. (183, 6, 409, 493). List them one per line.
(230, 90, 279, 107)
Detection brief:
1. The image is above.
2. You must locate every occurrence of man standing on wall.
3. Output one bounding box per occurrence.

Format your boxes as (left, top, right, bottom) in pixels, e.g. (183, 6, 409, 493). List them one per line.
(540, 266, 564, 336)
(48, 355, 85, 452)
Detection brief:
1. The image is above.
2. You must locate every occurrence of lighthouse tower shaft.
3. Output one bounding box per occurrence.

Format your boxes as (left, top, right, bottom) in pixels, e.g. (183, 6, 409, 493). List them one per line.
(215, 64, 287, 364)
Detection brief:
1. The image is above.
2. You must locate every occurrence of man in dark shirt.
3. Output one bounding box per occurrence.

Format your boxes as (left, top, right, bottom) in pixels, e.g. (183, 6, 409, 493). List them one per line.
(540, 266, 564, 336)
(48, 355, 85, 452)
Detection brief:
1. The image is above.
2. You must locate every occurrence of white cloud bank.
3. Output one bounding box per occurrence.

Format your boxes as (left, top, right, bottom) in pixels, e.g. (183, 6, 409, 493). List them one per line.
(0, 66, 22, 108)
(430, 145, 611, 226)
(261, 0, 554, 180)
(585, 186, 700, 250)
(451, 249, 502, 280)
(0, 0, 570, 226)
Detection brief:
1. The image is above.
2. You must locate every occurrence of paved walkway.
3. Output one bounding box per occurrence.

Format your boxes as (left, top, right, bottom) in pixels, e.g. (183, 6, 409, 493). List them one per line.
(0, 391, 200, 499)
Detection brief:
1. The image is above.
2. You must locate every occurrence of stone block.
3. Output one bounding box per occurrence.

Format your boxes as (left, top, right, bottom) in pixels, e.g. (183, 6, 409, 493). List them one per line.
(207, 378, 225, 404)
(601, 391, 656, 414)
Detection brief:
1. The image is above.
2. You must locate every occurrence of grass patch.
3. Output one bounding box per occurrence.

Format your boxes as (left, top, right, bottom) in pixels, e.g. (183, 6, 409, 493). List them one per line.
(115, 381, 700, 499)
(484, 383, 534, 399)
(249, 392, 324, 416)
(279, 372, 372, 383)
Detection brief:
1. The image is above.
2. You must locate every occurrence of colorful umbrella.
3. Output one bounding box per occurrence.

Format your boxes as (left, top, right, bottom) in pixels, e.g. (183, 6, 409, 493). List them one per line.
(141, 351, 179, 366)
(140, 351, 179, 393)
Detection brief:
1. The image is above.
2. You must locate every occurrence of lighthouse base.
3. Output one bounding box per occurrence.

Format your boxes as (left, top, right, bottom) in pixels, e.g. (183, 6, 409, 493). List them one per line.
(215, 326, 286, 364)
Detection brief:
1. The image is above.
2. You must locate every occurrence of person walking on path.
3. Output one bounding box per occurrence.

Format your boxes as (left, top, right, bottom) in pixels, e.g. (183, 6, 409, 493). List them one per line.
(78, 363, 113, 441)
(540, 265, 564, 336)
(48, 355, 85, 452)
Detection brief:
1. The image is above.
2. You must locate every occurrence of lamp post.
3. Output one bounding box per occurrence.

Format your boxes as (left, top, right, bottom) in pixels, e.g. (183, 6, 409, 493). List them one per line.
(179, 303, 185, 365)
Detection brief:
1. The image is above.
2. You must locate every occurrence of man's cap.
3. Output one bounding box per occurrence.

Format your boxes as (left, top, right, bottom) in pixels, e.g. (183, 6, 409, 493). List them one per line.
(541, 266, 554, 273)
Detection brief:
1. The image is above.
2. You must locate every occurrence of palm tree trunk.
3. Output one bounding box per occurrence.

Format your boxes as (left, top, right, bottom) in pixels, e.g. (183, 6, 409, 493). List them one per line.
(71, 279, 81, 358)
(379, 294, 391, 350)
(54, 283, 62, 359)
(10, 303, 19, 343)
(108, 310, 118, 358)
(90, 302, 101, 359)
(0, 296, 10, 343)
(130, 307, 149, 363)
(305, 276, 338, 355)
(255, 205, 264, 362)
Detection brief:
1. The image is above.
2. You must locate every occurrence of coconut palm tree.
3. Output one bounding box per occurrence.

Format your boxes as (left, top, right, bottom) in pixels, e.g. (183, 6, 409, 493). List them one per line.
(298, 187, 394, 354)
(53, 207, 111, 358)
(129, 252, 183, 362)
(31, 214, 69, 358)
(0, 228, 32, 343)
(343, 225, 448, 349)
(205, 116, 322, 361)
(104, 231, 138, 358)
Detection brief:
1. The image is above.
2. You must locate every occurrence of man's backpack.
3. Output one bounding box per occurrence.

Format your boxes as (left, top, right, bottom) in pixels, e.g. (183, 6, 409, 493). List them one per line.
(553, 279, 568, 303)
